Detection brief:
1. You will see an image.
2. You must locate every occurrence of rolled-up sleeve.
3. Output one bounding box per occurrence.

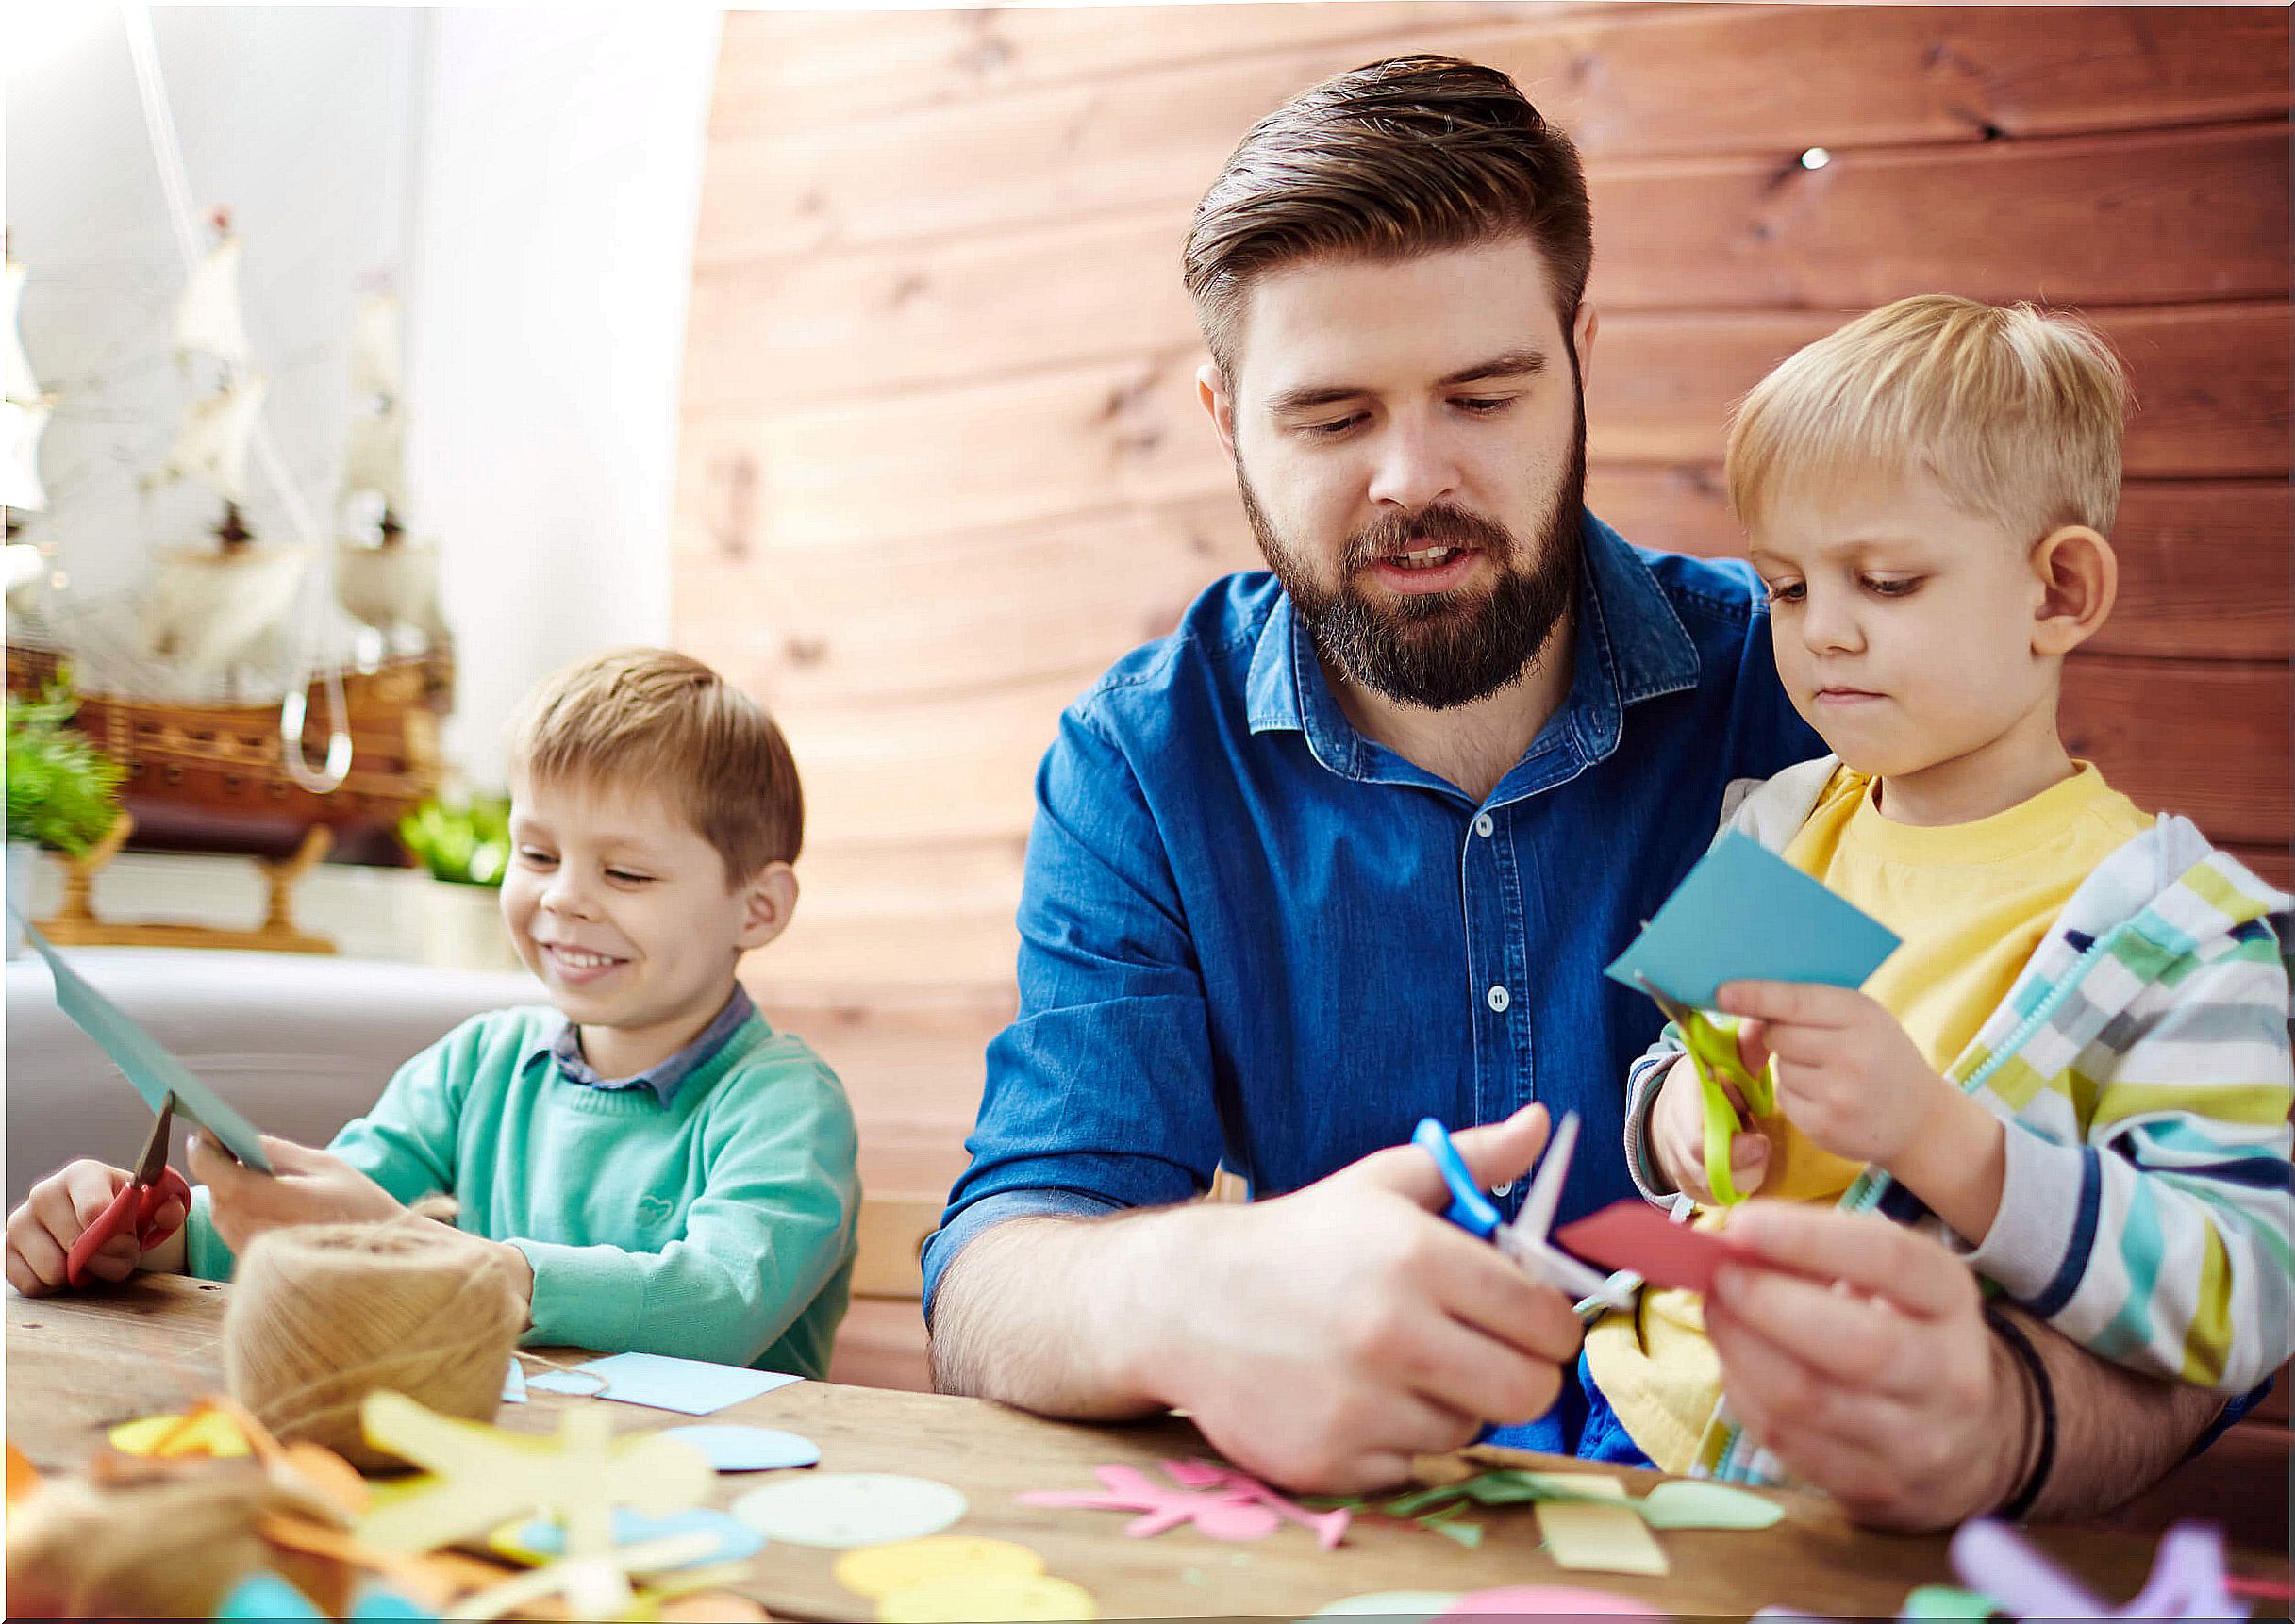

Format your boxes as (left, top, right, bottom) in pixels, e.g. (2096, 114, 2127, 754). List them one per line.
(922, 704, 1223, 1315)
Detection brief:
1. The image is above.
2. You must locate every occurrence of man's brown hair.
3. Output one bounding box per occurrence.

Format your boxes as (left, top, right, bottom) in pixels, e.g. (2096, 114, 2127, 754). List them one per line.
(506, 647, 803, 881)
(1183, 54, 1593, 381)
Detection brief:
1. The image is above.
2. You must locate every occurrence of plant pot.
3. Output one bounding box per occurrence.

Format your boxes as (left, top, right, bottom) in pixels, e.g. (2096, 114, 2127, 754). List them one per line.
(417, 877, 524, 975)
(5, 842, 34, 957)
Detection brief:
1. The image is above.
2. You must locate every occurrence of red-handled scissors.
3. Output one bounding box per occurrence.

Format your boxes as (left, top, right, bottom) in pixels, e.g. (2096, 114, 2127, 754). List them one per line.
(65, 1092, 192, 1287)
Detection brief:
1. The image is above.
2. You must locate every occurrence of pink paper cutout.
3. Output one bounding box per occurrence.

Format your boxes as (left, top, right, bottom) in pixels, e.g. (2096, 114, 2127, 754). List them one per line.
(1555, 1201, 1756, 1294)
(1017, 1460, 1350, 1548)
(1160, 1458, 1351, 1550)
(1443, 1584, 1661, 1616)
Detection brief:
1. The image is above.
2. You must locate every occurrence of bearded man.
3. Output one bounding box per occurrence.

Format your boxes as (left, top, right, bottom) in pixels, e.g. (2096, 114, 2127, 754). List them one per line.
(922, 56, 2236, 1530)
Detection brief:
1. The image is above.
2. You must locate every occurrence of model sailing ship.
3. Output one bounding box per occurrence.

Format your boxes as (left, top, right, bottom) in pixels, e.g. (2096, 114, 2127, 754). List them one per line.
(4, 217, 454, 945)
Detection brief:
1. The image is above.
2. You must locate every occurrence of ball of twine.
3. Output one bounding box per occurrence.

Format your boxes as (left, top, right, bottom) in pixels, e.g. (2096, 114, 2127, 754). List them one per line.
(224, 1219, 524, 1470)
(5, 1463, 338, 1618)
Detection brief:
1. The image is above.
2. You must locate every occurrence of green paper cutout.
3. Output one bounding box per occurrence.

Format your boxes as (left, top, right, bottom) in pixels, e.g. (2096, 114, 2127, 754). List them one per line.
(1635, 1480, 1787, 1531)
(1902, 1585, 1997, 1618)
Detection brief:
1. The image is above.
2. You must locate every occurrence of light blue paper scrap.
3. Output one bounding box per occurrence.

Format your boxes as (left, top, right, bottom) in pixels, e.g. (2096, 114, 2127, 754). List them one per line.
(18, 918, 273, 1171)
(501, 1359, 526, 1403)
(1604, 831, 1900, 1010)
(507, 1506, 764, 1566)
(663, 1424, 820, 1471)
(525, 1351, 803, 1415)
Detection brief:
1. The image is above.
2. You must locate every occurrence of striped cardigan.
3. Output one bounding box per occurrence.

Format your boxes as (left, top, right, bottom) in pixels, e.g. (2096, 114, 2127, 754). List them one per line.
(1619, 758, 2295, 1483)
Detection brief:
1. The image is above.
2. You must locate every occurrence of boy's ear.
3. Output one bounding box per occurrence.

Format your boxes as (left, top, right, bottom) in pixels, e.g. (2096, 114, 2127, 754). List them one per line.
(736, 860, 799, 952)
(2030, 524, 2118, 657)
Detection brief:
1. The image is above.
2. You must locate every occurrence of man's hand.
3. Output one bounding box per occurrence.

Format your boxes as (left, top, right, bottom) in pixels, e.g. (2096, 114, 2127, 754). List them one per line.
(5, 1160, 186, 1295)
(1143, 1104, 1586, 1493)
(1704, 1201, 2031, 1530)
(1718, 981, 1951, 1169)
(1649, 1052, 1773, 1202)
(188, 1133, 407, 1253)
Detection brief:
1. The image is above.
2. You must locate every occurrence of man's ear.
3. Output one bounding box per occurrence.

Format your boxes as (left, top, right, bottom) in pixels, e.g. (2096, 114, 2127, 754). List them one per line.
(736, 860, 799, 952)
(1197, 359, 1239, 466)
(1571, 302, 1599, 389)
(2030, 524, 2118, 657)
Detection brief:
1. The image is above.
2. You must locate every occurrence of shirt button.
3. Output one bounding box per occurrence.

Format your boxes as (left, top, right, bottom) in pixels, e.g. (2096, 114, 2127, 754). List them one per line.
(1487, 984, 1511, 1013)
(1492, 1179, 1515, 1197)
(1474, 814, 1495, 838)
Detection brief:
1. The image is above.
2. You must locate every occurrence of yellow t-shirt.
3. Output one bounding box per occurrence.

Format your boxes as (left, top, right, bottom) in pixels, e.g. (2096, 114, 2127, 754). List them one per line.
(1582, 761, 2153, 1471)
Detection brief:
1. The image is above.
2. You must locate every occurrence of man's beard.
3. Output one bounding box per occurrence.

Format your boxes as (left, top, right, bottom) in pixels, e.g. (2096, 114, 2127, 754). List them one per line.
(1238, 400, 1586, 712)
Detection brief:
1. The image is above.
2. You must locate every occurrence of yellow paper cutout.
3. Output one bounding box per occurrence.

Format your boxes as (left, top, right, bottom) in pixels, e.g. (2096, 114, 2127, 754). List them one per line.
(1535, 1500, 1670, 1577)
(877, 1572, 1098, 1623)
(108, 1409, 252, 1458)
(357, 1391, 713, 1620)
(836, 1536, 1046, 1599)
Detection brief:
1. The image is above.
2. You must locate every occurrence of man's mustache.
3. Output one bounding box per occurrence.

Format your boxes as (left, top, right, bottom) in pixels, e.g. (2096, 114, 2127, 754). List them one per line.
(1342, 505, 1516, 572)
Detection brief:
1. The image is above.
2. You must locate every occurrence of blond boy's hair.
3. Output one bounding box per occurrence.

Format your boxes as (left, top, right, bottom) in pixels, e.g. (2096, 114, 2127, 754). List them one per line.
(1726, 294, 2128, 540)
(506, 648, 802, 881)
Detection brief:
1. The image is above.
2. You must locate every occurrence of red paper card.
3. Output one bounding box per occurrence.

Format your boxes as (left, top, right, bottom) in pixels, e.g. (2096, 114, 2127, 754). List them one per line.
(1555, 1201, 1755, 1295)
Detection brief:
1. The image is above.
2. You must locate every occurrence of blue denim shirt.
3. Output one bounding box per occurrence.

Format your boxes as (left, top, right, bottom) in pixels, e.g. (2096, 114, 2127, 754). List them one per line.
(924, 514, 1821, 1413)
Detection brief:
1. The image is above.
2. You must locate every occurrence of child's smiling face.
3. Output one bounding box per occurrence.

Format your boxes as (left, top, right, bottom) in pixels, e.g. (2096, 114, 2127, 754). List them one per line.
(501, 773, 782, 1076)
(1750, 473, 2063, 788)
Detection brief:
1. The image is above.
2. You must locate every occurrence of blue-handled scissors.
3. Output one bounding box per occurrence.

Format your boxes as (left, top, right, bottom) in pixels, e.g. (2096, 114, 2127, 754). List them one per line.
(1415, 1113, 1636, 1314)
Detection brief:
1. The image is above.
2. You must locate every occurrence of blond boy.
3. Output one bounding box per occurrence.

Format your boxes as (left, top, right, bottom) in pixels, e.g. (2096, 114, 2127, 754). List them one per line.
(6, 649, 859, 1375)
(1579, 296, 2294, 1482)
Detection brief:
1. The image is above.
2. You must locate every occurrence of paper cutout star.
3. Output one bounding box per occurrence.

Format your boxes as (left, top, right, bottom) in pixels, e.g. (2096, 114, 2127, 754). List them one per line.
(356, 1391, 714, 1618)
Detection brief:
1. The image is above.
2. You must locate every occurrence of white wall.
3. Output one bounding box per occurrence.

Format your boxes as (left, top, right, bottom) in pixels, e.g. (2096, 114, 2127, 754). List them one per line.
(3, 5, 716, 788)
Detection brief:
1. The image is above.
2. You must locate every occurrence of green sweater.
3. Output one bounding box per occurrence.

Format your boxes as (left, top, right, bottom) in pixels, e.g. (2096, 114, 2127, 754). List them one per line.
(185, 1006, 859, 1377)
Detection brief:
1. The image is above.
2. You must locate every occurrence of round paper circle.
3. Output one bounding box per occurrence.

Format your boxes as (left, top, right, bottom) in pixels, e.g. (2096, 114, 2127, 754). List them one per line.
(836, 1536, 1046, 1599)
(731, 1473, 968, 1549)
(1308, 1592, 1464, 1621)
(877, 1573, 1097, 1623)
(1444, 1587, 1661, 1616)
(662, 1425, 822, 1472)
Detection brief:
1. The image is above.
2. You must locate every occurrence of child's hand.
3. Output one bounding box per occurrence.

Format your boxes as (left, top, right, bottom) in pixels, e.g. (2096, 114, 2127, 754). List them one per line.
(5, 1160, 186, 1295)
(1717, 981, 1949, 1169)
(189, 1134, 406, 1254)
(1649, 1052, 1773, 1204)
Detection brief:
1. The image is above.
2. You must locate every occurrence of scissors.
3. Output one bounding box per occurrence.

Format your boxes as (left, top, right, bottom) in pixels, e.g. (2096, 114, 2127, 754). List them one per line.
(1415, 1111, 1636, 1315)
(65, 1092, 193, 1288)
(1635, 972, 1775, 1206)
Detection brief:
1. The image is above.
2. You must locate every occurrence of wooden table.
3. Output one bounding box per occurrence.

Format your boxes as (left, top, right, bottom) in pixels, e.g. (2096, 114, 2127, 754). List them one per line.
(7, 1278, 2277, 1620)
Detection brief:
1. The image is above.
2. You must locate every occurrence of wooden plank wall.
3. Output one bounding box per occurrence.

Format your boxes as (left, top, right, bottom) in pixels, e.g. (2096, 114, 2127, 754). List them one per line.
(674, 5, 2291, 1394)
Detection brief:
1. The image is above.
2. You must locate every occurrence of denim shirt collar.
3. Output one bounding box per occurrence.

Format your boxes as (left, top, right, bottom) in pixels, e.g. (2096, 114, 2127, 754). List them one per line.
(1245, 510, 1701, 805)
(524, 982, 757, 1105)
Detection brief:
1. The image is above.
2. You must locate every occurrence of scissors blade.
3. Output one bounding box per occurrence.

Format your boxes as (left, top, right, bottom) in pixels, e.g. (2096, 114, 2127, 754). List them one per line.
(132, 1093, 176, 1185)
(1512, 1110, 1577, 1248)
(1634, 971, 1699, 1029)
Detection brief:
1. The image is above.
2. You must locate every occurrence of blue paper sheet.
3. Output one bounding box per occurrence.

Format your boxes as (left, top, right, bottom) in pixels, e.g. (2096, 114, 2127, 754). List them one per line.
(663, 1424, 820, 1471)
(17, 917, 273, 1171)
(1604, 831, 1900, 1010)
(525, 1351, 803, 1415)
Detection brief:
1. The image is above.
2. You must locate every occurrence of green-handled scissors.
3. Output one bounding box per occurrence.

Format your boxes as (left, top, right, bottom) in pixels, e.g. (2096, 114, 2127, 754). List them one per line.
(1636, 972, 1773, 1206)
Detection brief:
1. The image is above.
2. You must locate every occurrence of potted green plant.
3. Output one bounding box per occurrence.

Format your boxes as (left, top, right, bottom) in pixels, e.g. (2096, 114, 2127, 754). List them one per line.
(5, 686, 126, 955)
(398, 791, 522, 972)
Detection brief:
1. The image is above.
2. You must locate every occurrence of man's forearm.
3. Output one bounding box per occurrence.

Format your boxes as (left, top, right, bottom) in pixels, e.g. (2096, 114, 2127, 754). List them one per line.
(1996, 1304, 2222, 1521)
(927, 1204, 1207, 1418)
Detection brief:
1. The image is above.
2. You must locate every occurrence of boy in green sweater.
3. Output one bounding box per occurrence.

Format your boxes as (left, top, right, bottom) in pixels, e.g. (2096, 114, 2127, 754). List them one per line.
(5, 648, 859, 1376)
